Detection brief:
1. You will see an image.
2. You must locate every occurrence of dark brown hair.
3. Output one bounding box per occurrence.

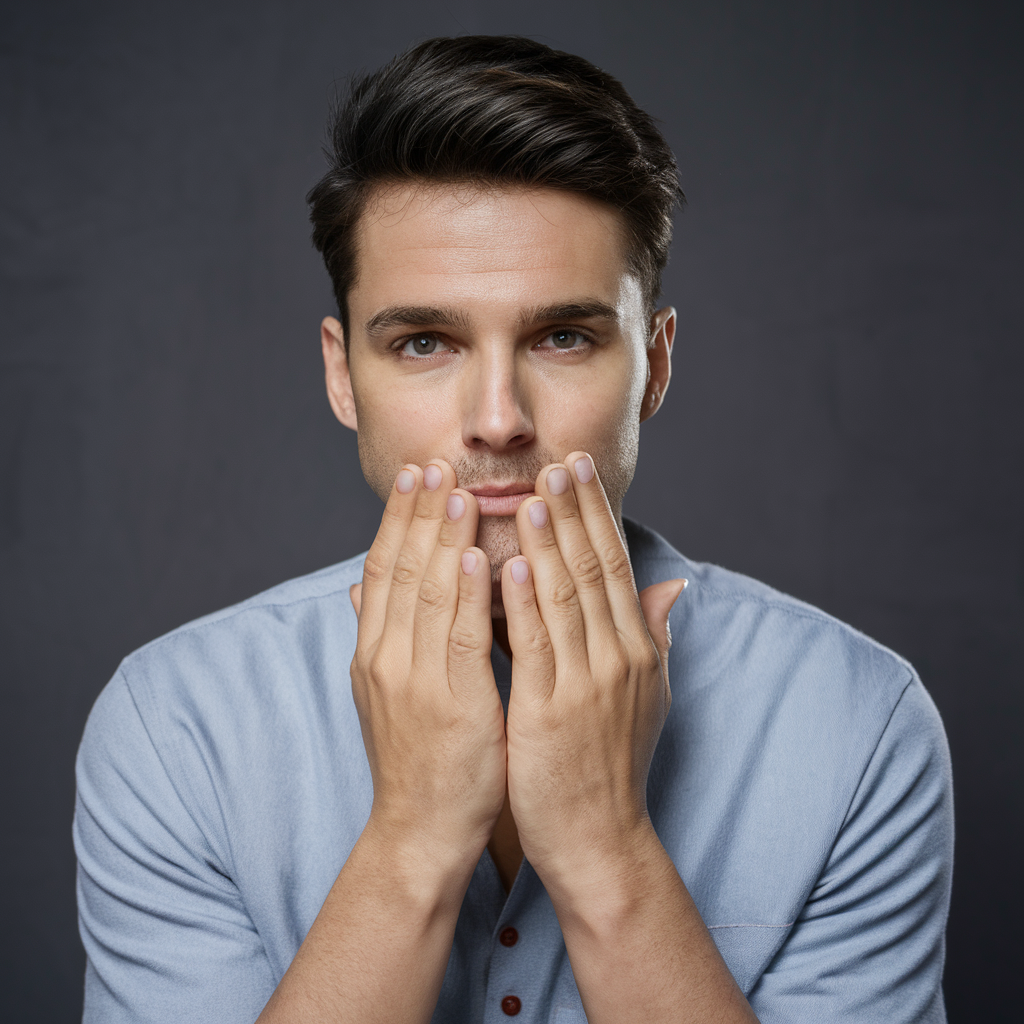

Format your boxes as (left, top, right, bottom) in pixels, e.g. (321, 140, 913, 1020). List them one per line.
(307, 35, 683, 338)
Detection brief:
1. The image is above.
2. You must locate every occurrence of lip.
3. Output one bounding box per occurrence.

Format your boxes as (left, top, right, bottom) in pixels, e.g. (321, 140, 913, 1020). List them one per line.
(468, 484, 535, 516)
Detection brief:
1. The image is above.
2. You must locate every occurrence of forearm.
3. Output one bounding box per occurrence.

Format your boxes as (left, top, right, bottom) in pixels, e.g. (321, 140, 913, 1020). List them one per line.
(257, 818, 478, 1024)
(545, 824, 758, 1024)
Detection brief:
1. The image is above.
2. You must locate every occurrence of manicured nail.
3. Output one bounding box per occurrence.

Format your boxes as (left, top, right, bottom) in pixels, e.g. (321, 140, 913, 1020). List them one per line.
(423, 464, 443, 491)
(461, 551, 477, 575)
(396, 469, 415, 494)
(547, 466, 569, 495)
(447, 493, 465, 521)
(574, 456, 594, 483)
(511, 558, 529, 584)
(528, 499, 548, 528)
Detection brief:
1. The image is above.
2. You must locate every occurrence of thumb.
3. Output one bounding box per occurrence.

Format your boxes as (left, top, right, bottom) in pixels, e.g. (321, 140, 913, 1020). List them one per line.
(638, 578, 687, 675)
(349, 583, 362, 618)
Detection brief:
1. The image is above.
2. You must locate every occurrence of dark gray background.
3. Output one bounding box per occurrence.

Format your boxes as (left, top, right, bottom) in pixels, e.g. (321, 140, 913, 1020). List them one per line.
(2, 0, 1021, 1019)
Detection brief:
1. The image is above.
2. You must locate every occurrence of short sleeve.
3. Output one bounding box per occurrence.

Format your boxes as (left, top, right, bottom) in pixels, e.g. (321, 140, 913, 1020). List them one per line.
(748, 676, 953, 1023)
(74, 671, 278, 1023)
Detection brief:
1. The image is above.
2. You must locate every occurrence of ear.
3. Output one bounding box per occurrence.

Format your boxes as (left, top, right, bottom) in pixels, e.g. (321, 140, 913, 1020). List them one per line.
(321, 316, 358, 431)
(640, 306, 675, 423)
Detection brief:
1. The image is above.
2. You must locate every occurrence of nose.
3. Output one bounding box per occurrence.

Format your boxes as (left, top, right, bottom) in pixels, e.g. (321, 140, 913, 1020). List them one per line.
(460, 347, 534, 453)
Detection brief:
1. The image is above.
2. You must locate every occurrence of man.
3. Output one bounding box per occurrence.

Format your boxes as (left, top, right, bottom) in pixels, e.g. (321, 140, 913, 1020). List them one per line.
(74, 36, 953, 1023)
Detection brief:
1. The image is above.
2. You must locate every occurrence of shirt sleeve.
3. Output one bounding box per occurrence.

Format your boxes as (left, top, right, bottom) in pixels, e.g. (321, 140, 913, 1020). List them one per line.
(74, 671, 278, 1023)
(748, 675, 954, 1023)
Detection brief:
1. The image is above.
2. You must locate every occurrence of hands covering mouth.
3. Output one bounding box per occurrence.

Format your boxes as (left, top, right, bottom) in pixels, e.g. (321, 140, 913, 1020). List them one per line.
(347, 452, 687, 885)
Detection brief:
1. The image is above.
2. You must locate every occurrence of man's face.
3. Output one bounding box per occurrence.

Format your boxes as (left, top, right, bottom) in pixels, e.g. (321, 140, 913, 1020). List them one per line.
(323, 182, 672, 607)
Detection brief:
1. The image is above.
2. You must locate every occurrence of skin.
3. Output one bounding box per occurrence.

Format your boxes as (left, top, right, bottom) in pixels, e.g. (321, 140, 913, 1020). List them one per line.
(257, 183, 758, 1023)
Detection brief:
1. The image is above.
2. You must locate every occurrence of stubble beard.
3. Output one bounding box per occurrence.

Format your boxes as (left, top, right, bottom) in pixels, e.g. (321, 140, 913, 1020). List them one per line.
(357, 442, 638, 618)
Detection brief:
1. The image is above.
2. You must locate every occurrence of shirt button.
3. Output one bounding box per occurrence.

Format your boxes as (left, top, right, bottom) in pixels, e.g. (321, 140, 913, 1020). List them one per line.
(501, 995, 522, 1015)
(499, 927, 519, 947)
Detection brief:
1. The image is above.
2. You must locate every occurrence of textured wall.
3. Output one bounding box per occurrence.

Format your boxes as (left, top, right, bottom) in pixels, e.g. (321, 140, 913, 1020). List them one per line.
(2, 0, 1021, 1019)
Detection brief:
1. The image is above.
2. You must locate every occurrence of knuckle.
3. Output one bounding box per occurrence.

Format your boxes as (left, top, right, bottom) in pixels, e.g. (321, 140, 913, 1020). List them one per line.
(435, 525, 460, 550)
(548, 575, 580, 610)
(413, 497, 440, 522)
(602, 648, 630, 682)
(603, 544, 633, 583)
(636, 642, 661, 677)
(417, 575, 448, 611)
(391, 552, 420, 588)
(380, 500, 406, 527)
(366, 648, 403, 688)
(448, 630, 481, 662)
(362, 553, 390, 585)
(523, 626, 554, 661)
(568, 547, 604, 588)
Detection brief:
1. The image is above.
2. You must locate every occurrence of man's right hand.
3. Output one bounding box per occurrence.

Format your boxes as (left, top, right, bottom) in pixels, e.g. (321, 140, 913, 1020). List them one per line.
(349, 460, 507, 872)
(258, 460, 504, 1024)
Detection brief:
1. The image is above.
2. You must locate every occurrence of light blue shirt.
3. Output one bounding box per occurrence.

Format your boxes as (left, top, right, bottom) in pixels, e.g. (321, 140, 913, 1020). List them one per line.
(75, 520, 952, 1022)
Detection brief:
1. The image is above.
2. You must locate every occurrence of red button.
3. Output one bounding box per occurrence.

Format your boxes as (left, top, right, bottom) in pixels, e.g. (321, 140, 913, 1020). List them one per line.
(501, 995, 522, 1015)
(499, 927, 518, 947)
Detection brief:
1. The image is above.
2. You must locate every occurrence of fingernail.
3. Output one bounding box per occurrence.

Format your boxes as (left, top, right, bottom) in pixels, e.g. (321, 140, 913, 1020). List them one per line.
(528, 499, 548, 528)
(447, 493, 465, 521)
(461, 551, 477, 575)
(547, 466, 569, 495)
(511, 559, 529, 584)
(396, 469, 415, 494)
(423, 464, 442, 491)
(574, 456, 594, 483)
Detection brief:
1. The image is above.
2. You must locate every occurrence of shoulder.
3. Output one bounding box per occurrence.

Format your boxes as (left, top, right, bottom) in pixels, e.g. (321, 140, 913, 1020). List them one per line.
(626, 518, 920, 717)
(79, 552, 369, 779)
(121, 552, 365, 684)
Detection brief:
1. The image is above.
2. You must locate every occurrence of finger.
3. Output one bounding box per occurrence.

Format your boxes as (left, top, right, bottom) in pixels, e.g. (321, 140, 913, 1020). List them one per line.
(515, 492, 588, 665)
(565, 451, 644, 629)
(638, 578, 688, 702)
(446, 546, 495, 700)
(534, 462, 617, 654)
(350, 583, 362, 618)
(501, 556, 556, 704)
(383, 460, 459, 662)
(358, 464, 423, 643)
(413, 488, 481, 672)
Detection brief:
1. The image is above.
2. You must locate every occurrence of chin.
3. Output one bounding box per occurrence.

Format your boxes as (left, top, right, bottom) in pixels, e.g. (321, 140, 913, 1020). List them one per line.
(475, 515, 521, 584)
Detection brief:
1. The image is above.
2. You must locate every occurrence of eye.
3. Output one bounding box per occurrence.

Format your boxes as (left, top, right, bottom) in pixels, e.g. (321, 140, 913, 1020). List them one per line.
(537, 329, 590, 351)
(401, 334, 443, 357)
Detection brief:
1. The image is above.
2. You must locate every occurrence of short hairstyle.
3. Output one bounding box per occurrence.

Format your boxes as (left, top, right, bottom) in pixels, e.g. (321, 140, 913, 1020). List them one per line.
(307, 35, 683, 340)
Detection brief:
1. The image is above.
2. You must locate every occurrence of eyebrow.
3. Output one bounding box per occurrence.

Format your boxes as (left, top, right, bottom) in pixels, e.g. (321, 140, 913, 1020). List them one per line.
(517, 300, 620, 328)
(362, 299, 620, 338)
(364, 305, 472, 337)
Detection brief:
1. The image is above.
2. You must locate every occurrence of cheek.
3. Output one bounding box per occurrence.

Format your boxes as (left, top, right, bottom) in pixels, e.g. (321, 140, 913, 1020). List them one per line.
(353, 389, 458, 501)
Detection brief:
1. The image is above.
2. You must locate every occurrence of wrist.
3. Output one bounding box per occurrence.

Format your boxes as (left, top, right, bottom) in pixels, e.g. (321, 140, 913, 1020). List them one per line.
(359, 807, 486, 908)
(537, 818, 674, 933)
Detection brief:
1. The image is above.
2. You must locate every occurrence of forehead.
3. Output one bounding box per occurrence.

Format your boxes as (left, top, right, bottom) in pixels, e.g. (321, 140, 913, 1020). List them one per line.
(350, 182, 642, 321)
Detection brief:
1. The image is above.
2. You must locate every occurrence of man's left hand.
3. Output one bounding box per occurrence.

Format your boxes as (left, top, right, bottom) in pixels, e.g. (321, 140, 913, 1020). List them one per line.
(501, 451, 686, 892)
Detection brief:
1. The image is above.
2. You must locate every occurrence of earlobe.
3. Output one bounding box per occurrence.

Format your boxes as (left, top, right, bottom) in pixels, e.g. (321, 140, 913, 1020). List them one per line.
(321, 316, 358, 431)
(640, 306, 675, 423)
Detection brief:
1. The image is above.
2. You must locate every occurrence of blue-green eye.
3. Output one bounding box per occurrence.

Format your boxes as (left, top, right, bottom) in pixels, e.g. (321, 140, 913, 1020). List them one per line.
(402, 335, 441, 356)
(539, 330, 588, 350)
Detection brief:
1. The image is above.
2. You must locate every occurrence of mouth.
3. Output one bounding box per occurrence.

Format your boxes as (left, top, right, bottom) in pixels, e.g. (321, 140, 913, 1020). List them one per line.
(467, 483, 535, 517)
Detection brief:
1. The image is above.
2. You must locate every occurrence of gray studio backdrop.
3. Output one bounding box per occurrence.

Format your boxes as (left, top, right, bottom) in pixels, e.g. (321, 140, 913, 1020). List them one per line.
(2, 0, 1021, 1020)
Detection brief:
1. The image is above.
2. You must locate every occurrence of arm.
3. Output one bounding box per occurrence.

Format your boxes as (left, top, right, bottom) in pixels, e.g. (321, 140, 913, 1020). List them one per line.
(502, 452, 758, 1023)
(258, 461, 507, 1023)
(748, 676, 953, 1022)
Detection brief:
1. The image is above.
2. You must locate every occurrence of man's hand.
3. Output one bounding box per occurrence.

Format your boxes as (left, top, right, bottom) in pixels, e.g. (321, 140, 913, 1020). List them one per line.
(350, 459, 507, 870)
(500, 452, 757, 1024)
(501, 451, 684, 889)
(259, 461, 506, 1024)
